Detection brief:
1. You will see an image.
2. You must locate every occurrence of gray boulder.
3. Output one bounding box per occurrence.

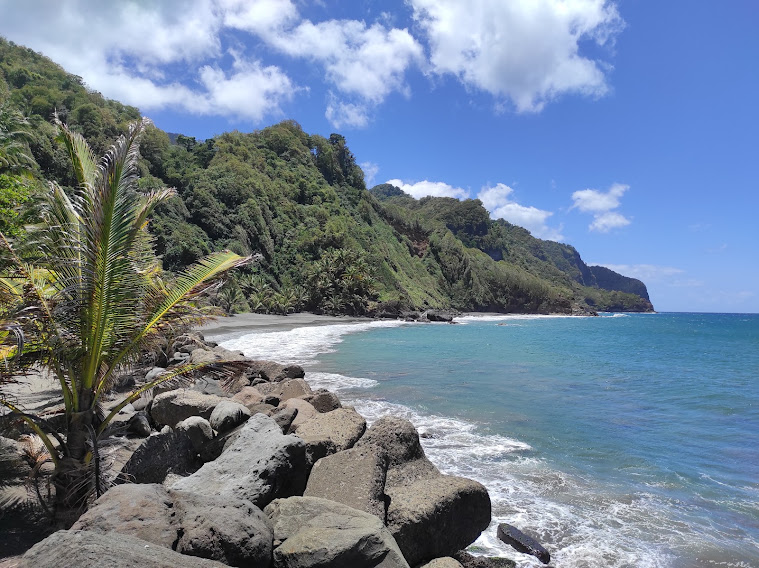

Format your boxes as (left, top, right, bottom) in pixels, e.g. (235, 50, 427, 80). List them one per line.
(231, 386, 265, 409)
(247, 360, 305, 382)
(282, 398, 318, 432)
(118, 426, 199, 484)
(452, 551, 516, 568)
(358, 417, 491, 566)
(172, 413, 307, 508)
(126, 410, 151, 437)
(386, 475, 491, 566)
(420, 559, 464, 568)
(151, 389, 224, 427)
(271, 406, 299, 434)
(209, 400, 251, 433)
(20, 530, 226, 567)
(295, 407, 366, 451)
(265, 496, 410, 568)
(305, 445, 389, 521)
(71, 484, 177, 549)
(176, 416, 214, 452)
(171, 489, 273, 567)
(303, 389, 342, 413)
(256, 378, 313, 402)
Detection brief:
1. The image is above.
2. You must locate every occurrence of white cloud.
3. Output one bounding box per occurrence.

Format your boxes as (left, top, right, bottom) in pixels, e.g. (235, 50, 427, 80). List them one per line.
(386, 179, 469, 200)
(589, 211, 630, 232)
(325, 96, 370, 129)
(571, 183, 631, 232)
(360, 161, 380, 187)
(0, 0, 422, 128)
(409, 0, 624, 112)
(571, 182, 627, 212)
(477, 183, 563, 240)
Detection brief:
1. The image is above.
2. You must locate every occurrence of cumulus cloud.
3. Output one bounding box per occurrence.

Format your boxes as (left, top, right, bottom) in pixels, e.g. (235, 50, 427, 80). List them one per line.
(386, 179, 469, 200)
(477, 183, 563, 240)
(409, 0, 624, 112)
(571, 183, 631, 232)
(0, 0, 422, 128)
(360, 161, 380, 187)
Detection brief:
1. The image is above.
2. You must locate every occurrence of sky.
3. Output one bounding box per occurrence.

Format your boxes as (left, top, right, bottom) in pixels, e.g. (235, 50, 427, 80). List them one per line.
(1, 0, 757, 313)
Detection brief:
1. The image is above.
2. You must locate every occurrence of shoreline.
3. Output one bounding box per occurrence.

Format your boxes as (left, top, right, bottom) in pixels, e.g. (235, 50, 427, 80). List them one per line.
(197, 312, 370, 341)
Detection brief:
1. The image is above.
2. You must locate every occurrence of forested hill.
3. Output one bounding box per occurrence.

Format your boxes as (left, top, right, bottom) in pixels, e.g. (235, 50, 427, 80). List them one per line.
(0, 37, 653, 316)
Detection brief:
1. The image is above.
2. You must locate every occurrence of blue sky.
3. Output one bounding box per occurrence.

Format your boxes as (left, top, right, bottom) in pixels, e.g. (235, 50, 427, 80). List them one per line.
(1, 0, 757, 312)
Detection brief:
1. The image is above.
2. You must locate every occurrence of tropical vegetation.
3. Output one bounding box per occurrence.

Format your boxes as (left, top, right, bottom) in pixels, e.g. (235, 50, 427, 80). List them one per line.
(0, 115, 248, 524)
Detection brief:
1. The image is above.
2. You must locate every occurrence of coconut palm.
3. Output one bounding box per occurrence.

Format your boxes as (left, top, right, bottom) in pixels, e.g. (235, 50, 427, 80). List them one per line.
(0, 117, 249, 524)
(0, 103, 34, 175)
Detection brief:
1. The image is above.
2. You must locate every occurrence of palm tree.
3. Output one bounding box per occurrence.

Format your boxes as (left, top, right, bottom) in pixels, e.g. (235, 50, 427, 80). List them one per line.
(0, 103, 35, 175)
(0, 117, 249, 524)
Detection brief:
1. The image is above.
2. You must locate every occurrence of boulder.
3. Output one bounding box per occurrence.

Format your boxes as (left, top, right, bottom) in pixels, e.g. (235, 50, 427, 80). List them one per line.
(281, 398, 318, 432)
(246, 360, 305, 382)
(358, 417, 491, 566)
(71, 484, 177, 549)
(356, 416, 425, 466)
(302, 435, 338, 470)
(171, 413, 307, 508)
(171, 489, 273, 567)
(176, 416, 214, 452)
(271, 406, 298, 434)
(231, 386, 265, 409)
(304, 444, 389, 521)
(126, 410, 152, 437)
(20, 530, 226, 567)
(151, 389, 224, 427)
(295, 407, 366, 451)
(420, 559, 464, 568)
(190, 348, 219, 365)
(496, 523, 550, 565)
(386, 475, 491, 566)
(452, 551, 516, 568)
(118, 426, 200, 484)
(190, 376, 229, 397)
(256, 378, 313, 402)
(209, 400, 251, 433)
(303, 389, 341, 413)
(265, 496, 410, 568)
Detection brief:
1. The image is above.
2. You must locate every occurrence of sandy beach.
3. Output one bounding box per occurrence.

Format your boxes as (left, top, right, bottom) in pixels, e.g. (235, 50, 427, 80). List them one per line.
(197, 312, 370, 341)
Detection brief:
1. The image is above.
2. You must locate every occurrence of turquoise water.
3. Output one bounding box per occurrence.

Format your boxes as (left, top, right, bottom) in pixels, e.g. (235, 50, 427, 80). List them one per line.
(221, 313, 759, 567)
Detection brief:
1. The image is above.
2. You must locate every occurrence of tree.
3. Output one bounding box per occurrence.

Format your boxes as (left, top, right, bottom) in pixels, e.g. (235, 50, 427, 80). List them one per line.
(0, 117, 249, 524)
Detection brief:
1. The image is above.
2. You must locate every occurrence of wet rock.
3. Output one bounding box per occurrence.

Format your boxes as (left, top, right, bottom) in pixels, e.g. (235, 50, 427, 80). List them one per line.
(452, 551, 516, 568)
(496, 523, 550, 565)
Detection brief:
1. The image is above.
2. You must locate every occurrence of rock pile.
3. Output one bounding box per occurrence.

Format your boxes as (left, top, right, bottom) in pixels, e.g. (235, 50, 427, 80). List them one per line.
(15, 331, 514, 568)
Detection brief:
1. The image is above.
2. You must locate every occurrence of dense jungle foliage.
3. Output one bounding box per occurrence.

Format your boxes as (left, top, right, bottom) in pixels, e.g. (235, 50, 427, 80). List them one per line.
(0, 37, 653, 316)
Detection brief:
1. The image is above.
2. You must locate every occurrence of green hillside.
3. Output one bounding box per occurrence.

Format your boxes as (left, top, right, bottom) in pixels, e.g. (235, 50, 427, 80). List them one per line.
(0, 37, 653, 316)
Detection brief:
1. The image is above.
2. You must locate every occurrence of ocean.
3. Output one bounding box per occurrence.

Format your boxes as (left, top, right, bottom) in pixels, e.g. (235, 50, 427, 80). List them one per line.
(219, 312, 759, 568)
